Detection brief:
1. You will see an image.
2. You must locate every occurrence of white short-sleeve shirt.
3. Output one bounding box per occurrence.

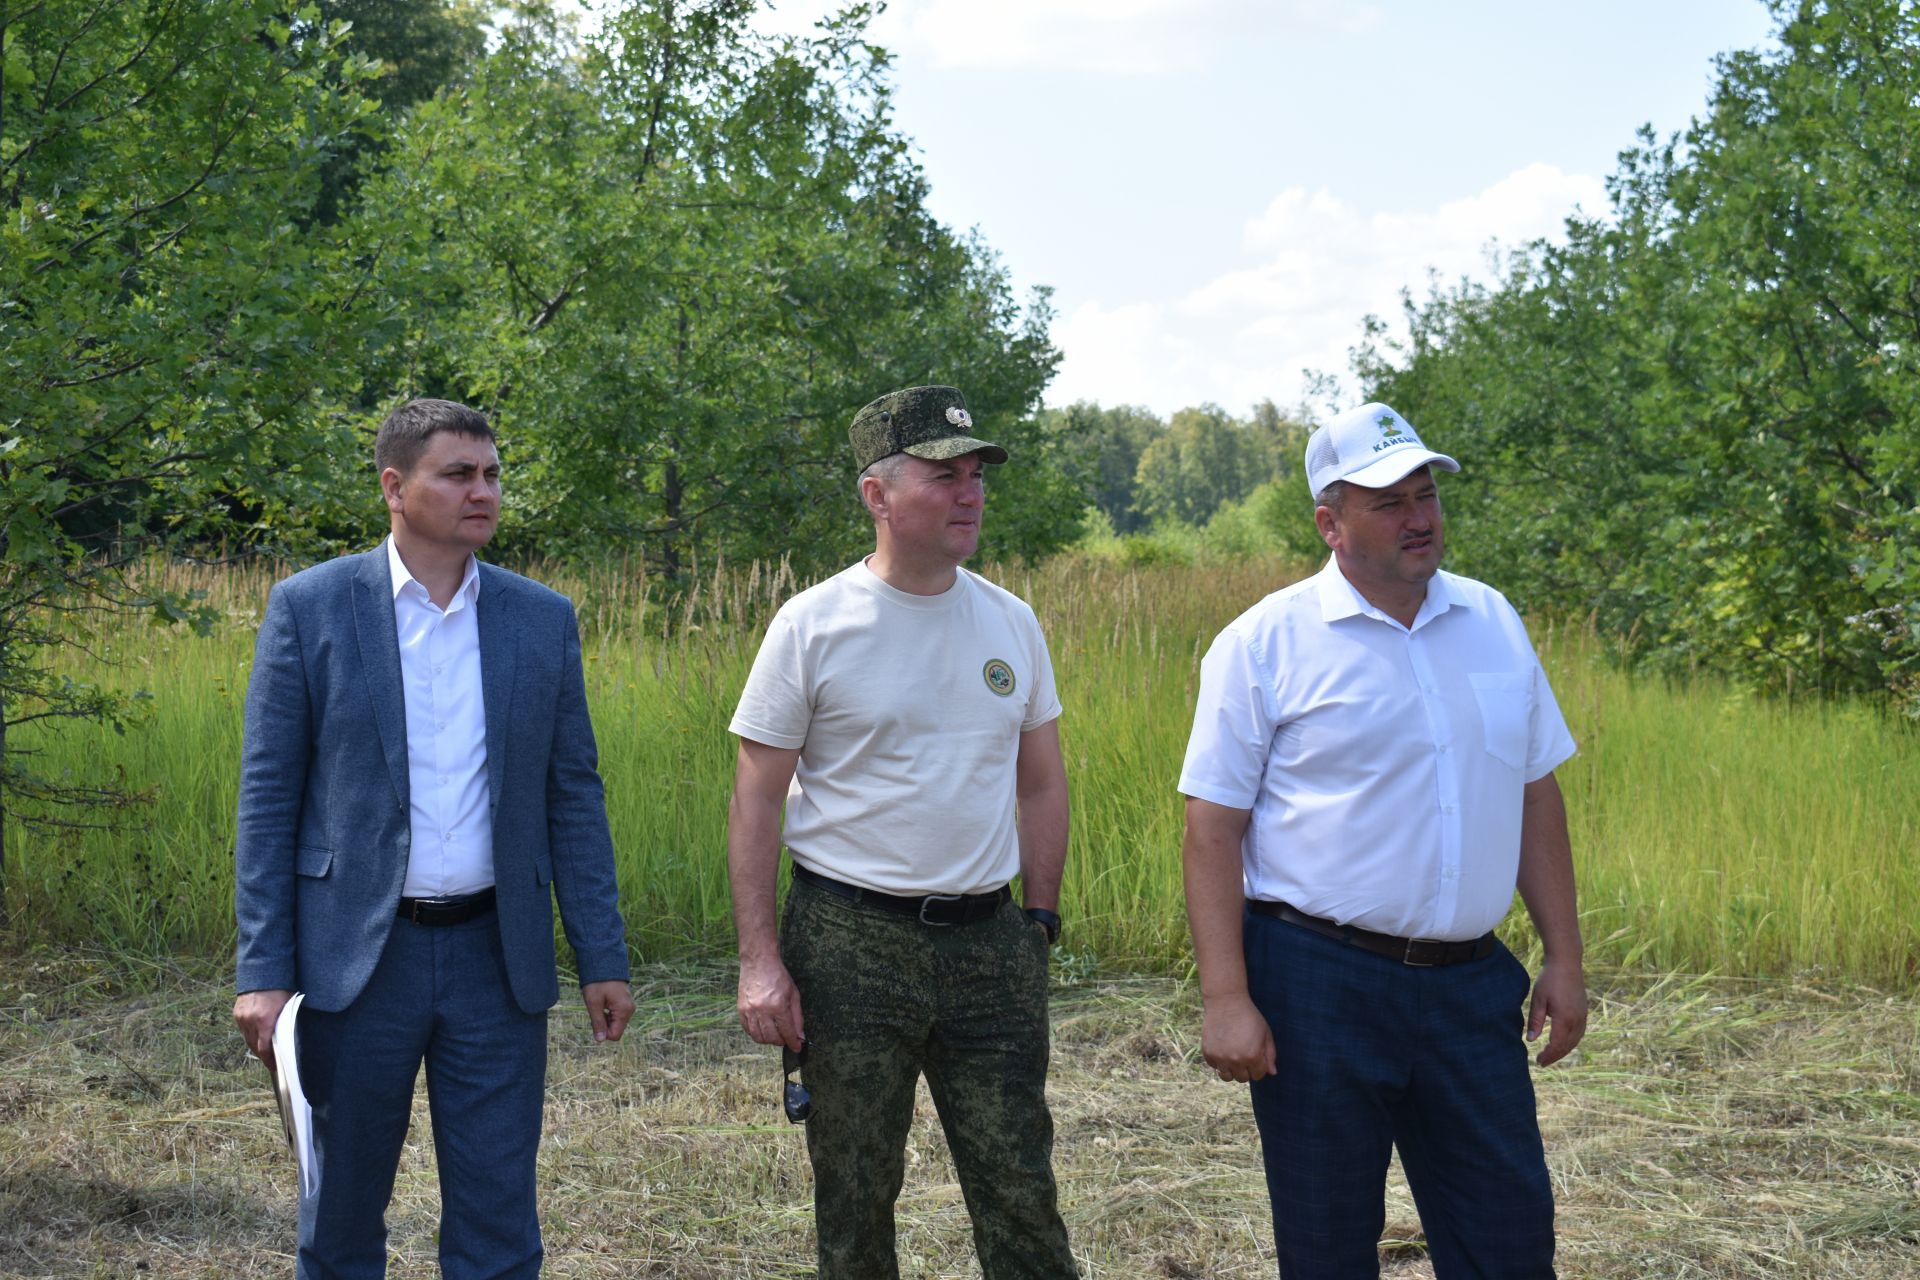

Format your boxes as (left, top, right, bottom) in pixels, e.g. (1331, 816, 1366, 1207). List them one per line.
(731, 561, 1062, 896)
(1178, 558, 1576, 941)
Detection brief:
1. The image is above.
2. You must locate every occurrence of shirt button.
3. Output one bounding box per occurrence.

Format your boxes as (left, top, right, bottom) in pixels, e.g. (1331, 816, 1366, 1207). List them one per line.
(1438, 744, 1451, 754)
(1443, 804, 1456, 815)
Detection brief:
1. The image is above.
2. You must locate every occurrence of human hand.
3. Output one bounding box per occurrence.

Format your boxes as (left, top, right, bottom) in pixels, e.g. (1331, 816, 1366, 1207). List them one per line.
(736, 954, 806, 1052)
(582, 980, 635, 1043)
(233, 989, 294, 1073)
(1201, 991, 1277, 1083)
(1527, 957, 1588, 1066)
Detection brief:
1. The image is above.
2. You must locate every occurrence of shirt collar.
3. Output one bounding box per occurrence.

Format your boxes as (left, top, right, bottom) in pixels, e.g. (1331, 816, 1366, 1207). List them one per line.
(1314, 555, 1465, 631)
(385, 536, 481, 611)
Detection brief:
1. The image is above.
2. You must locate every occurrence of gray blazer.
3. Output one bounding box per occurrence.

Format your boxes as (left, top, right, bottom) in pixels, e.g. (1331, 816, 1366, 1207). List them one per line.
(234, 549, 630, 1013)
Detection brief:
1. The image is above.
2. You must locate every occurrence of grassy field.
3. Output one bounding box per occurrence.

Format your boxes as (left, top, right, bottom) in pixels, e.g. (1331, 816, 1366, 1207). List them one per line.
(2, 950, 1916, 1278)
(5, 557, 1918, 1277)
(6, 554, 1918, 986)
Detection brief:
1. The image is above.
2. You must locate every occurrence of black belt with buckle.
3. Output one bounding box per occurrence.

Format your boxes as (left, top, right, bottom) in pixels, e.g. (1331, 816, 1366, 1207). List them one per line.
(397, 886, 497, 927)
(792, 864, 1008, 926)
(1249, 899, 1494, 967)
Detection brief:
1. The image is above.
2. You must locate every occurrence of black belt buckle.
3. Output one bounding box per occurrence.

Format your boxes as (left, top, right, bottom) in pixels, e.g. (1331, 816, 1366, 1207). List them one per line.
(918, 893, 963, 926)
(401, 889, 491, 926)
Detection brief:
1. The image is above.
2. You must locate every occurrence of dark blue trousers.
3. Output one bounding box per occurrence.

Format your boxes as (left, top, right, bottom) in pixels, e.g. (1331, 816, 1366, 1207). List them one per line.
(1244, 908, 1556, 1279)
(295, 913, 548, 1280)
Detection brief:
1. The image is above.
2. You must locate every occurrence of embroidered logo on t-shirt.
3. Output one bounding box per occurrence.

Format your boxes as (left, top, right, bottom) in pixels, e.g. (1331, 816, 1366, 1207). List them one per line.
(982, 659, 1016, 696)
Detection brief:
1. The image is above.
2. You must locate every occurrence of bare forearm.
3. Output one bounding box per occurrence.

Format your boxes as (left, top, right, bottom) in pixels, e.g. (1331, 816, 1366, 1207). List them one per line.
(1182, 797, 1275, 1080)
(725, 740, 806, 1050)
(1182, 800, 1254, 999)
(1015, 721, 1070, 910)
(726, 790, 785, 963)
(1017, 781, 1069, 909)
(1516, 774, 1582, 962)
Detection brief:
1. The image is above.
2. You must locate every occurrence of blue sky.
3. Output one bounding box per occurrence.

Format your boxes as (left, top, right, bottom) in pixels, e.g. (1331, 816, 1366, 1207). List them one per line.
(668, 1, 1782, 417)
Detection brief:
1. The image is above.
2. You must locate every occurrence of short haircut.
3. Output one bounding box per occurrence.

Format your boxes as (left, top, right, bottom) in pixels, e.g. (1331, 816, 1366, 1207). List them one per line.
(374, 398, 495, 478)
(1313, 479, 1349, 513)
(856, 452, 910, 516)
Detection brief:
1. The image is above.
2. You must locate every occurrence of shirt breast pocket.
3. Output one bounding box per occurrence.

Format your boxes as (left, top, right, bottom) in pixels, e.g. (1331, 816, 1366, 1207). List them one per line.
(1468, 671, 1532, 771)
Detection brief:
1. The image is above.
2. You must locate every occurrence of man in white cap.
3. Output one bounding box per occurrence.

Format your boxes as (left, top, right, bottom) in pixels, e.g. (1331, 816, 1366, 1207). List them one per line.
(1178, 402, 1587, 1277)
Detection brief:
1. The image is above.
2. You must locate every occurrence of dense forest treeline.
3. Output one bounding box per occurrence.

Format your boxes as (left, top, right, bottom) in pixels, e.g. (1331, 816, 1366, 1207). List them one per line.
(3, 0, 1081, 580)
(4, 0, 1920, 861)
(0, 0, 1082, 855)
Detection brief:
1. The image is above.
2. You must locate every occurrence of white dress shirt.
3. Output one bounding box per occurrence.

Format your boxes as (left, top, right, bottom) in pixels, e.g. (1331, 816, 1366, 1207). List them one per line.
(387, 537, 494, 898)
(1178, 558, 1576, 941)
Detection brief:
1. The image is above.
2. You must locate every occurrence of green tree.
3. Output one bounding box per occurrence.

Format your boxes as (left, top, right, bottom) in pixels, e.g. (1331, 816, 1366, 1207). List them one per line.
(1245, 397, 1311, 487)
(0, 0, 382, 886)
(1046, 400, 1164, 533)
(340, 0, 1069, 582)
(1354, 0, 1920, 708)
(1133, 404, 1275, 527)
(305, 0, 490, 225)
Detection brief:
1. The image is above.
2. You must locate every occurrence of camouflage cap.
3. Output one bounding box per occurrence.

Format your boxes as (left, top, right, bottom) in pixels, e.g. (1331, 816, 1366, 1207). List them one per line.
(849, 385, 1009, 473)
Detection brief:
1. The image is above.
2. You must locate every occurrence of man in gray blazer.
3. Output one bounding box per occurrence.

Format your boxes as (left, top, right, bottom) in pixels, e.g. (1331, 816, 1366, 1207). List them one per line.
(233, 398, 634, 1279)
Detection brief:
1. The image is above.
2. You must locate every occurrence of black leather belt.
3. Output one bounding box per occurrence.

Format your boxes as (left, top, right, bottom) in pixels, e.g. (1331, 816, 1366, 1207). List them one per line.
(1249, 899, 1494, 967)
(793, 864, 1008, 925)
(397, 886, 497, 926)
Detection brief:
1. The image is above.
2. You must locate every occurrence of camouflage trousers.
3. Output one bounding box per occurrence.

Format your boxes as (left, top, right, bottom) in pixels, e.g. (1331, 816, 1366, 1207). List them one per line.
(781, 876, 1079, 1280)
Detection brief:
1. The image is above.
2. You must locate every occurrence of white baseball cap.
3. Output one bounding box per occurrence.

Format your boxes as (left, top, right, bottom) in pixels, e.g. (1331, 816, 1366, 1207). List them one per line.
(1305, 401, 1460, 498)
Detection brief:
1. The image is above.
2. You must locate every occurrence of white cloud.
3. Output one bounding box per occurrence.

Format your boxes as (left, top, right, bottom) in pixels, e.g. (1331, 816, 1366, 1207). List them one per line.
(1048, 300, 1188, 407)
(1048, 164, 1608, 416)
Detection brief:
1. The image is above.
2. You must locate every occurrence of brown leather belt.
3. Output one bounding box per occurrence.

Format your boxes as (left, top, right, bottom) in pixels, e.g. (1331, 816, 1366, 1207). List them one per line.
(397, 886, 496, 926)
(1249, 899, 1494, 967)
(793, 864, 1008, 926)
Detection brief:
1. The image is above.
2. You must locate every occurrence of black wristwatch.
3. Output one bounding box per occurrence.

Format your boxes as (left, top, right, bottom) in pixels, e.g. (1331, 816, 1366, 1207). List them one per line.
(1024, 907, 1062, 946)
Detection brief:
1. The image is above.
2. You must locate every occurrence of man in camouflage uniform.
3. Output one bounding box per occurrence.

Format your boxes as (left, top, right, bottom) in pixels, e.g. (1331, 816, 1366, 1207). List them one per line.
(727, 386, 1078, 1278)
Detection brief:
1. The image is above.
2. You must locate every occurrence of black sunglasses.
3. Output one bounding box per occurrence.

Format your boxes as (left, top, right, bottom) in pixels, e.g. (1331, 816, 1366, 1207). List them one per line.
(782, 1039, 811, 1124)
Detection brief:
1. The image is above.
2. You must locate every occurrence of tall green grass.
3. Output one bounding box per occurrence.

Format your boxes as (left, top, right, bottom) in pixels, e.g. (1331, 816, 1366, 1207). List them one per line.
(9, 556, 1917, 987)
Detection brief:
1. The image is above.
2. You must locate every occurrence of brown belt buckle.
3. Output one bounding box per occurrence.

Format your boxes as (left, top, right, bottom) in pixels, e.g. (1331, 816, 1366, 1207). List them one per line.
(1402, 937, 1439, 967)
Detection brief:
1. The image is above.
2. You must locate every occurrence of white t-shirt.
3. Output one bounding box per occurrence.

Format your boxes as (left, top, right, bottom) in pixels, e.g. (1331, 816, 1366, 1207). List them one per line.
(1178, 558, 1577, 941)
(730, 561, 1062, 895)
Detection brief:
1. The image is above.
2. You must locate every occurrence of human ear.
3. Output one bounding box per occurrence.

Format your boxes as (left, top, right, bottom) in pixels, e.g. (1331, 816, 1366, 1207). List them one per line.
(380, 467, 405, 514)
(1313, 504, 1339, 550)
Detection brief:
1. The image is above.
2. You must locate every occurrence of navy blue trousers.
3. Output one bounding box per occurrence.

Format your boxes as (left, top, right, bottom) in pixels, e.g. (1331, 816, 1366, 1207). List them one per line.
(1244, 907, 1556, 1279)
(295, 913, 548, 1280)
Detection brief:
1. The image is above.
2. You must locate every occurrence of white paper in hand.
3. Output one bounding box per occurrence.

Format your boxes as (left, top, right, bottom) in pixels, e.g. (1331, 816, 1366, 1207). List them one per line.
(270, 992, 319, 1201)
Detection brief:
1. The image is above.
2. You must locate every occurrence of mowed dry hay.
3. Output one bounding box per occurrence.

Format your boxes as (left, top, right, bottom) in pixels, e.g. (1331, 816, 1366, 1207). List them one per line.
(2, 951, 1916, 1278)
